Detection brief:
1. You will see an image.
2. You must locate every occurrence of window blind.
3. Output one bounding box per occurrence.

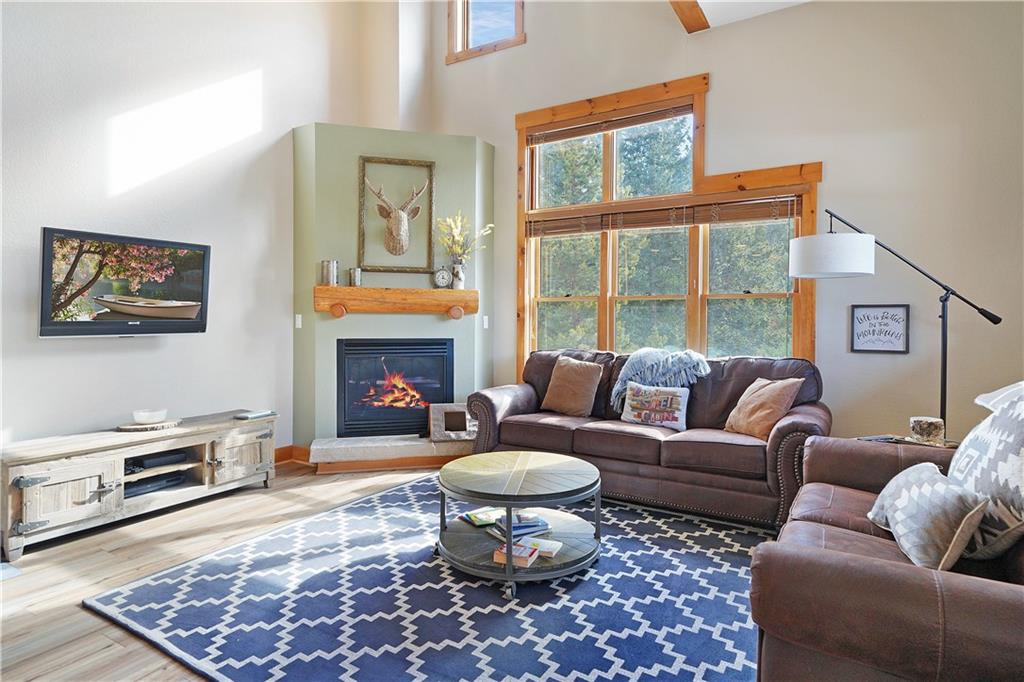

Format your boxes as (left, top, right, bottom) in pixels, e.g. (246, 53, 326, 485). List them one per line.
(526, 102, 694, 146)
(527, 194, 803, 238)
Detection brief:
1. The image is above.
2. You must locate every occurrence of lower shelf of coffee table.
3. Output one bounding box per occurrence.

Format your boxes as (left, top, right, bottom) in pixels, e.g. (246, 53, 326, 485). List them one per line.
(437, 507, 599, 581)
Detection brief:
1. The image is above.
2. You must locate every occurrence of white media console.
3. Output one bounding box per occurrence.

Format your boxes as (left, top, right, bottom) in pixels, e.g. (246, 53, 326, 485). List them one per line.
(1, 410, 276, 561)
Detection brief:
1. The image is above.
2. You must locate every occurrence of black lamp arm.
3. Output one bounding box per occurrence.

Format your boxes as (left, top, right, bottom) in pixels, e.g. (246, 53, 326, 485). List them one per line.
(824, 209, 1002, 325)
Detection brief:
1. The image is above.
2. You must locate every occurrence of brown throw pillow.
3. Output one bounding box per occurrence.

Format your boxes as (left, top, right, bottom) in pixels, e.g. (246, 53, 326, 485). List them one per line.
(540, 356, 604, 417)
(724, 377, 805, 440)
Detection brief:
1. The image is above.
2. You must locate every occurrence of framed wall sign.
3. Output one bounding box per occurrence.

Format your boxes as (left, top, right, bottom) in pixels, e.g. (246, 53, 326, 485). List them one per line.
(850, 304, 910, 353)
(358, 156, 435, 274)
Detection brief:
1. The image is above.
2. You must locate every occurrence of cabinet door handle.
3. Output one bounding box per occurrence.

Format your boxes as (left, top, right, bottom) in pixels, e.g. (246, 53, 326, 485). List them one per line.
(93, 482, 120, 495)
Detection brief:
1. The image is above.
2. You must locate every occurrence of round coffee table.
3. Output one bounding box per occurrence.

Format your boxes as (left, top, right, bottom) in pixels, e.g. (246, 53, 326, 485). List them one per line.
(435, 450, 601, 600)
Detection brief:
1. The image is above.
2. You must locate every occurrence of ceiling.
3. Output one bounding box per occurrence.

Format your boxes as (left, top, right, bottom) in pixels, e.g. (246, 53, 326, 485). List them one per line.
(700, 1, 809, 29)
(673, 1, 810, 34)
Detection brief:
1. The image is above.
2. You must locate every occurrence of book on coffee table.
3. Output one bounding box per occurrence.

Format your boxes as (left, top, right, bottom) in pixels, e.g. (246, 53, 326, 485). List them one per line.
(458, 507, 505, 527)
(517, 536, 562, 558)
(493, 543, 539, 567)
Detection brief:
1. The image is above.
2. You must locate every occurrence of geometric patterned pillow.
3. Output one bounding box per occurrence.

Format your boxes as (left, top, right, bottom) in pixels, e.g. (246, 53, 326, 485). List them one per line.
(868, 462, 989, 570)
(948, 386, 1024, 559)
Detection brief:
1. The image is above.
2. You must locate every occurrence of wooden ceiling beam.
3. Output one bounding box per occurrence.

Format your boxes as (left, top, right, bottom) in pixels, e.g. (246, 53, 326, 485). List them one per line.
(670, 1, 710, 34)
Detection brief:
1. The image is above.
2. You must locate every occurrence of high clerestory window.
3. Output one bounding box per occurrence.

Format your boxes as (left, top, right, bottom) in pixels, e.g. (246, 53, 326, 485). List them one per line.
(515, 75, 820, 375)
(447, 0, 525, 65)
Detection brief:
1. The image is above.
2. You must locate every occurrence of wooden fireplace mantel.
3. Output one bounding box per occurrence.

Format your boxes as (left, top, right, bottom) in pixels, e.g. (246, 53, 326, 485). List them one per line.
(313, 286, 479, 320)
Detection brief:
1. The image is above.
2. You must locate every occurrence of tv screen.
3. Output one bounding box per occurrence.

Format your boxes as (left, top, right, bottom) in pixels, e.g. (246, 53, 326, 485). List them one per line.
(40, 227, 210, 337)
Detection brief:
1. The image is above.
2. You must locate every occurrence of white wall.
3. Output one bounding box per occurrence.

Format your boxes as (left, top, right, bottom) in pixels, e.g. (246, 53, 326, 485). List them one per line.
(3, 1, 1022, 446)
(428, 0, 1024, 439)
(1, 2, 362, 444)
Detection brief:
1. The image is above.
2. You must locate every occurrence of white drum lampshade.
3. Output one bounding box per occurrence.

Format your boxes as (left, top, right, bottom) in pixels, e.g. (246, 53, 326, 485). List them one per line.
(789, 233, 876, 278)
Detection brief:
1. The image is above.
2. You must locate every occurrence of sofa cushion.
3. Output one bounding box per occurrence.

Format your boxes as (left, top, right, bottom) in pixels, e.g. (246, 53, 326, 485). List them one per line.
(540, 356, 605, 417)
(499, 412, 597, 453)
(789, 483, 892, 538)
(661, 428, 766, 479)
(725, 377, 805, 440)
(620, 382, 689, 431)
(868, 462, 988, 571)
(686, 357, 822, 429)
(778, 520, 912, 565)
(523, 350, 617, 418)
(948, 383, 1024, 560)
(573, 420, 673, 465)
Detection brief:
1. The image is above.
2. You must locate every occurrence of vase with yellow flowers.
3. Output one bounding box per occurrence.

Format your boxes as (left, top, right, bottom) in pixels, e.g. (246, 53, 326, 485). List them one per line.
(437, 211, 493, 290)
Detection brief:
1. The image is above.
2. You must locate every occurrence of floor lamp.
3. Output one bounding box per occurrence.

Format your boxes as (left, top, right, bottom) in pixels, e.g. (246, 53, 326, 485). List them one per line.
(789, 209, 1002, 429)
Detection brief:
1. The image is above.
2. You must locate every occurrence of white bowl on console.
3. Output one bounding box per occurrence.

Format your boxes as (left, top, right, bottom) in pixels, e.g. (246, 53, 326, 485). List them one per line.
(133, 408, 168, 424)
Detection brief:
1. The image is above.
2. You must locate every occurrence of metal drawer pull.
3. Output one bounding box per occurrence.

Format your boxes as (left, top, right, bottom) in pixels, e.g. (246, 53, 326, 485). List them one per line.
(12, 520, 49, 535)
(13, 475, 50, 489)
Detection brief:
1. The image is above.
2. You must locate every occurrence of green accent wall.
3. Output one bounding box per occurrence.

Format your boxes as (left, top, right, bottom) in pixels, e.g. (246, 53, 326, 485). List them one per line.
(292, 123, 494, 446)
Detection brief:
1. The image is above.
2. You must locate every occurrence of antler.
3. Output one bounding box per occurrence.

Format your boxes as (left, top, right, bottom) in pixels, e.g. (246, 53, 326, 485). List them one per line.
(365, 179, 396, 211)
(399, 180, 428, 212)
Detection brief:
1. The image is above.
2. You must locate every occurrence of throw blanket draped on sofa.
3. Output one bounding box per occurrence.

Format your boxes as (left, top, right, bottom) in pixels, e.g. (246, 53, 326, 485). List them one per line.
(611, 347, 711, 411)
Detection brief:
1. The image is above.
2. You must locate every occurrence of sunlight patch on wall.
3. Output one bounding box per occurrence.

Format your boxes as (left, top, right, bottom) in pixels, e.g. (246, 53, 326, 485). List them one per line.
(108, 70, 263, 195)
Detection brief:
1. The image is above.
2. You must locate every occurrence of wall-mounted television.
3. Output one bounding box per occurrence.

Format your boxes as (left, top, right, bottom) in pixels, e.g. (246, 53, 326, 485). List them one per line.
(40, 227, 210, 337)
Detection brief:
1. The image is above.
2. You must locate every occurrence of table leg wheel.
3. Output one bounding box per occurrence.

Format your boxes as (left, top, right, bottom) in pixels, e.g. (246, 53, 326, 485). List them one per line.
(502, 582, 517, 600)
(433, 542, 440, 557)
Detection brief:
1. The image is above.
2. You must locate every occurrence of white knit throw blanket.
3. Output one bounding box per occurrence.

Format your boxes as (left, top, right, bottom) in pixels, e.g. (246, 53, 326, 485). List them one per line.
(610, 347, 711, 411)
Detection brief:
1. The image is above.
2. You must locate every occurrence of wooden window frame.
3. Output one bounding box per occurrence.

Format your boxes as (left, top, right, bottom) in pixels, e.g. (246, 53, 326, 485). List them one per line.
(446, 0, 526, 65)
(516, 73, 821, 380)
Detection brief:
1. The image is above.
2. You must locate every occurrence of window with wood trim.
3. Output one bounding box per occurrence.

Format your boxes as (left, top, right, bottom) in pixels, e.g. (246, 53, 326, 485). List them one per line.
(516, 75, 820, 375)
(447, 0, 525, 65)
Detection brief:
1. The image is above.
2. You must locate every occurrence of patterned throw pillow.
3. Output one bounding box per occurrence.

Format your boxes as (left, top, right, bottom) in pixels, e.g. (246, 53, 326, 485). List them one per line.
(868, 463, 989, 570)
(947, 382, 1024, 559)
(621, 381, 689, 432)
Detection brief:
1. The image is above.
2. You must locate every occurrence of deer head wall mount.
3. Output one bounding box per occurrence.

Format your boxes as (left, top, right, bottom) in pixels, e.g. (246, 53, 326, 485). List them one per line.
(365, 178, 428, 256)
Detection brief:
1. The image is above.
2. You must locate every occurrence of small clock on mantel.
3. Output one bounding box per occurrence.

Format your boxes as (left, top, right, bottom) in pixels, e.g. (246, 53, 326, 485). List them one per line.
(432, 267, 453, 289)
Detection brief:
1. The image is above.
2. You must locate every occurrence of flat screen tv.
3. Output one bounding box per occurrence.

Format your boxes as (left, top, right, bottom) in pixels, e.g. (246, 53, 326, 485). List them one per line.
(40, 227, 210, 337)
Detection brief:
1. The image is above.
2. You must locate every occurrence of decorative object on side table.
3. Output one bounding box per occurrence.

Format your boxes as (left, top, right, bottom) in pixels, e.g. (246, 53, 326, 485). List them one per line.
(909, 415, 945, 445)
(358, 156, 434, 273)
(437, 211, 492, 291)
(850, 304, 909, 353)
(790, 209, 1002, 431)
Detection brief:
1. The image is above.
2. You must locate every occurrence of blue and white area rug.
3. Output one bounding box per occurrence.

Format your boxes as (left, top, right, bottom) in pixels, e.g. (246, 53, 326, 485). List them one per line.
(84, 476, 773, 681)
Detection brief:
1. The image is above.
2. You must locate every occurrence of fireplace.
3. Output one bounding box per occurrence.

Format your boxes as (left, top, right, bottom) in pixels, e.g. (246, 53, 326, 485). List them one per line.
(337, 339, 454, 437)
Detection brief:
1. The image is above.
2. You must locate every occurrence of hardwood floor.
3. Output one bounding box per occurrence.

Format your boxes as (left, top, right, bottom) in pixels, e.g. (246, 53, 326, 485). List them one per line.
(0, 462, 431, 681)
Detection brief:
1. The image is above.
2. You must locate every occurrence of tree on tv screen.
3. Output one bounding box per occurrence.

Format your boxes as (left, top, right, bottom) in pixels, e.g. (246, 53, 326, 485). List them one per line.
(50, 236, 192, 320)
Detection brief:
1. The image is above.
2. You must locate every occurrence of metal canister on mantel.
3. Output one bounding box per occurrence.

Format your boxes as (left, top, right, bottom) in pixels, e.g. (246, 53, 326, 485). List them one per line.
(349, 267, 362, 286)
(320, 260, 339, 286)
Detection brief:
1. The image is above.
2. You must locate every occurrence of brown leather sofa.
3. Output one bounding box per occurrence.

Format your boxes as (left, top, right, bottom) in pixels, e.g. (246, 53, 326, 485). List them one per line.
(467, 350, 832, 528)
(751, 436, 1024, 681)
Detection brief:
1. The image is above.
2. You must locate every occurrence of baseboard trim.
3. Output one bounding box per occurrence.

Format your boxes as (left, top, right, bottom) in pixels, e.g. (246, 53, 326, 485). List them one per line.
(315, 454, 464, 475)
(275, 445, 312, 465)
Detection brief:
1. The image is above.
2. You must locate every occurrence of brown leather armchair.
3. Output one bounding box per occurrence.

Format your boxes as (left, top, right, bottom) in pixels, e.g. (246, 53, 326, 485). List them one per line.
(750, 436, 1024, 681)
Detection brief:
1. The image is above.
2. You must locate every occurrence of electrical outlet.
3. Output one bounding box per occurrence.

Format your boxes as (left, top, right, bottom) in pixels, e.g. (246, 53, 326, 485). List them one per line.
(294, 314, 302, 329)
(483, 315, 489, 329)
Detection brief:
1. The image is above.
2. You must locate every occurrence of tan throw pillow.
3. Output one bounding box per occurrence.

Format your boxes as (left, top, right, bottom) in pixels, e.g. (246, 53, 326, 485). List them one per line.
(724, 377, 805, 440)
(540, 356, 603, 417)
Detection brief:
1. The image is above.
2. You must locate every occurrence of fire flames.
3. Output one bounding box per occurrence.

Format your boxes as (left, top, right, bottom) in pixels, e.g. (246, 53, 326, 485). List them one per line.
(359, 370, 429, 409)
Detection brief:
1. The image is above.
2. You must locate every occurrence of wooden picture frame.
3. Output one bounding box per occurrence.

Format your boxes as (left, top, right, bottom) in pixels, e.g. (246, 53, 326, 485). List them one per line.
(358, 156, 435, 274)
(850, 304, 910, 354)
